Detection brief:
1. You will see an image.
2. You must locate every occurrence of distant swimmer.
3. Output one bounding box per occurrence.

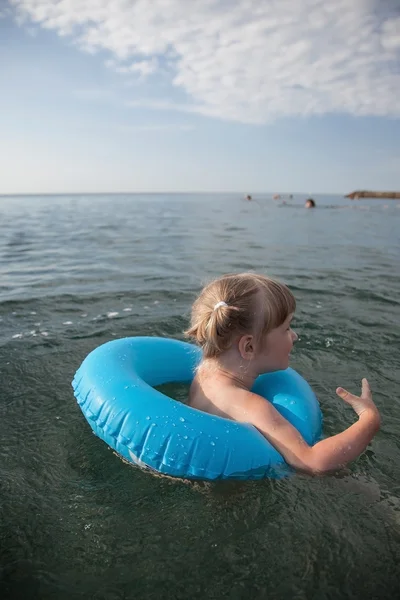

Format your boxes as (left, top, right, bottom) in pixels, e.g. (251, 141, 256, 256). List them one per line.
(245, 194, 252, 201)
(305, 198, 316, 209)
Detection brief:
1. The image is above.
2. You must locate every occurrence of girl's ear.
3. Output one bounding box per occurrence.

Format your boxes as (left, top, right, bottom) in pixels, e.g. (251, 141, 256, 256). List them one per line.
(238, 335, 255, 360)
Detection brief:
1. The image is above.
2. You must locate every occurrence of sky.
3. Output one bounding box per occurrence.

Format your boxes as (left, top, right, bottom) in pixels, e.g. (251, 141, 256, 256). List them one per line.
(1, 0, 400, 195)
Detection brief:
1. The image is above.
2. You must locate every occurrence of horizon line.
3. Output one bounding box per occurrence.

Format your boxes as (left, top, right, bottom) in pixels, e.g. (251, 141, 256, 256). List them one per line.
(0, 190, 345, 198)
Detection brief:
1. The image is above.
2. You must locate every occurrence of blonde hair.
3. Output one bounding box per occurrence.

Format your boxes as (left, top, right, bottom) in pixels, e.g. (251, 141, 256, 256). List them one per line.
(185, 272, 296, 359)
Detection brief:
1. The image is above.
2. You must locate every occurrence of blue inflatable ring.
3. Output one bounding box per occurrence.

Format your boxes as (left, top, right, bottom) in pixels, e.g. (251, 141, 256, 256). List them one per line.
(72, 336, 322, 480)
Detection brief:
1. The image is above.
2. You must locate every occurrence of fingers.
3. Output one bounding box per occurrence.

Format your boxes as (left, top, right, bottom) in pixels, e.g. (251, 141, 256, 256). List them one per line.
(361, 378, 371, 396)
(336, 379, 371, 403)
(336, 387, 357, 403)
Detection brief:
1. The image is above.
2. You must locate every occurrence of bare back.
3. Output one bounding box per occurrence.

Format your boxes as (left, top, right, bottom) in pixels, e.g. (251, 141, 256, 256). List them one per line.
(188, 372, 256, 423)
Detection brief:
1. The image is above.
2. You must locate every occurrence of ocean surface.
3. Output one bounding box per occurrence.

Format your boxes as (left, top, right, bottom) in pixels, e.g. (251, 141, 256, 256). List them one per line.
(1, 192, 399, 600)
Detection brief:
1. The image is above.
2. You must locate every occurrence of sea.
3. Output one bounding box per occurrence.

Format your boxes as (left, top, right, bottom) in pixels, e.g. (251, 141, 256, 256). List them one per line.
(0, 192, 399, 600)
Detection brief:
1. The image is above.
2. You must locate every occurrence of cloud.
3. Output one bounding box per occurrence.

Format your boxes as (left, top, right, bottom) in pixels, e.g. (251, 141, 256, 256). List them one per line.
(381, 17, 400, 50)
(9, 0, 400, 124)
(116, 58, 159, 76)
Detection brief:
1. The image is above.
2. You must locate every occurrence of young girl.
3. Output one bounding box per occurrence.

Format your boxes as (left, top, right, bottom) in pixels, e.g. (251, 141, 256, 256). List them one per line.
(185, 272, 380, 474)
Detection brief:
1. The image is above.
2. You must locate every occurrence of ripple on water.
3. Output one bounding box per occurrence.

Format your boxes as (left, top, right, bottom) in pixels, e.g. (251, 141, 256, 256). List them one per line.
(0, 193, 400, 598)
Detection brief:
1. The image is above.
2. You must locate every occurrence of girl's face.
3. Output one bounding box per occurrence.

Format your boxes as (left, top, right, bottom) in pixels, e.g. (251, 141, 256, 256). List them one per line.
(257, 313, 298, 372)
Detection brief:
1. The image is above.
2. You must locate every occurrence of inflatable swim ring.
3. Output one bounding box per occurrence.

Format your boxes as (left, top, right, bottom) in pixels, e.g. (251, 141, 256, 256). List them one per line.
(72, 336, 322, 480)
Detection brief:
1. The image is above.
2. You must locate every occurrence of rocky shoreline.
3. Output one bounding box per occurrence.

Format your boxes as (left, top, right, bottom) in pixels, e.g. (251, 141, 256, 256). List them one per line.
(345, 191, 400, 199)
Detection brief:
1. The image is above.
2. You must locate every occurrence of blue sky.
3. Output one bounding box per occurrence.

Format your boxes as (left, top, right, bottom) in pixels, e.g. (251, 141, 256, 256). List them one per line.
(1, 0, 400, 195)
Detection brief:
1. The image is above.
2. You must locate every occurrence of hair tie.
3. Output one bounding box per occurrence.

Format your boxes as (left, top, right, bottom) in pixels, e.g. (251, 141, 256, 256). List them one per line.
(213, 301, 228, 311)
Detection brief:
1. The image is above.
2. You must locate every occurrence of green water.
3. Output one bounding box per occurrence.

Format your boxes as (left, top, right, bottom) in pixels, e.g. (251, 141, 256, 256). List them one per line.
(0, 193, 399, 599)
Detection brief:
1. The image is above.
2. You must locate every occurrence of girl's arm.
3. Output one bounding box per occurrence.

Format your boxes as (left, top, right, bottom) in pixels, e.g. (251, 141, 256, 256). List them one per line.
(240, 379, 380, 474)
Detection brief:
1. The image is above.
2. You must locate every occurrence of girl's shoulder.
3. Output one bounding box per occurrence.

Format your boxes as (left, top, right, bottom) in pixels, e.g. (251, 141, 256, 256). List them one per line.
(221, 388, 267, 421)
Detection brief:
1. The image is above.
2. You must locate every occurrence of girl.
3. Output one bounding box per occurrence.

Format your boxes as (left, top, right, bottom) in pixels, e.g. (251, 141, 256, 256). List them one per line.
(185, 272, 380, 474)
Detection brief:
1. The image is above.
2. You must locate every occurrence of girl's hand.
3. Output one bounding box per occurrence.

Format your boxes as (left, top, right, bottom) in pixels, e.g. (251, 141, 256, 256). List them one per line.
(336, 378, 379, 419)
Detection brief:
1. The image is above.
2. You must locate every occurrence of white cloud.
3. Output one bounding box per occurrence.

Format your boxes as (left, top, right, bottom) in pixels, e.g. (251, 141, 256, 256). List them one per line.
(115, 58, 158, 76)
(9, 0, 400, 124)
(381, 17, 400, 50)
